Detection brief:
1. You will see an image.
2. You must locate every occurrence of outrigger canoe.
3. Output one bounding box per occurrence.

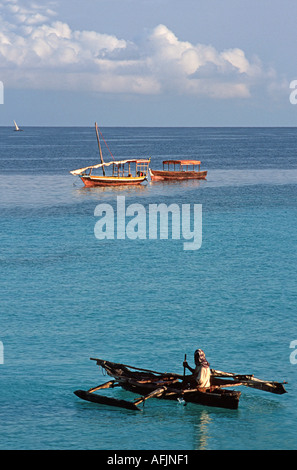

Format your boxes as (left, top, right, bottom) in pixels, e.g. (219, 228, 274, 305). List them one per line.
(74, 358, 287, 411)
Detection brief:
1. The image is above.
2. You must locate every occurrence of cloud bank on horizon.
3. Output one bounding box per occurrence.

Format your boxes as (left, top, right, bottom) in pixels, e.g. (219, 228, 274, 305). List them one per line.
(0, 0, 281, 100)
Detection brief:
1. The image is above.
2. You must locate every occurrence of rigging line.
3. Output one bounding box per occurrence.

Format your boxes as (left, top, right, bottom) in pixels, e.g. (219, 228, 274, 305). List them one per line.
(98, 127, 115, 161)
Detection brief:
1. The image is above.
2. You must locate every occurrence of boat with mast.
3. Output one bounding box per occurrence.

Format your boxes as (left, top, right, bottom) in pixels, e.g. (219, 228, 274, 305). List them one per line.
(70, 123, 150, 187)
(13, 120, 23, 131)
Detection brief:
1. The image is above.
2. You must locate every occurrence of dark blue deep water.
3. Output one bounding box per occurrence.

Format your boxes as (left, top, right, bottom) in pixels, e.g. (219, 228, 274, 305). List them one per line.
(0, 127, 296, 450)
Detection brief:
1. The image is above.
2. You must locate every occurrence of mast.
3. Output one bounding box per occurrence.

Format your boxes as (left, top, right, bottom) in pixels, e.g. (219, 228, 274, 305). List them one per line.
(95, 122, 105, 176)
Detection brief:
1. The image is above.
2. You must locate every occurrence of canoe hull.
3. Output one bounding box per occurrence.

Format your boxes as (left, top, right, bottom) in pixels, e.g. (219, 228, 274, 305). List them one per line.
(75, 359, 241, 410)
(80, 175, 147, 187)
(149, 169, 207, 181)
(121, 382, 240, 410)
(74, 384, 240, 410)
(74, 358, 287, 412)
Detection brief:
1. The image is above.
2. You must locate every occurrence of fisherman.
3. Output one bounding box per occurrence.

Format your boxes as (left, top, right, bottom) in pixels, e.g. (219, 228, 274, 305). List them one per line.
(183, 349, 211, 389)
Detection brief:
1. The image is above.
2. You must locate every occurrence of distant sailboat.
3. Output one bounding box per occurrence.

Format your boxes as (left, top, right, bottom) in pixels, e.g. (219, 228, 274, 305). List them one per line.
(13, 120, 23, 131)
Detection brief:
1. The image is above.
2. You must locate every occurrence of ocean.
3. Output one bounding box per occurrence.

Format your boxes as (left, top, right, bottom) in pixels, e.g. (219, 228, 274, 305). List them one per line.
(0, 126, 296, 450)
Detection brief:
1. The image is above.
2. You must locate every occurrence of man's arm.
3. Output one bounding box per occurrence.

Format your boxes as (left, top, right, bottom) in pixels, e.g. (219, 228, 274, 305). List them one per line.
(183, 361, 195, 374)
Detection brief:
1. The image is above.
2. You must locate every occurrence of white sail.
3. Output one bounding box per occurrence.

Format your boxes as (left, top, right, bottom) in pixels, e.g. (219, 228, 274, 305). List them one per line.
(70, 159, 149, 175)
(13, 120, 20, 131)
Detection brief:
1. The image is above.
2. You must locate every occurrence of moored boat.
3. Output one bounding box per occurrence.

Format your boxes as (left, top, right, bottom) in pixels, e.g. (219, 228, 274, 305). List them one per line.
(71, 159, 150, 187)
(150, 160, 207, 181)
(70, 123, 150, 187)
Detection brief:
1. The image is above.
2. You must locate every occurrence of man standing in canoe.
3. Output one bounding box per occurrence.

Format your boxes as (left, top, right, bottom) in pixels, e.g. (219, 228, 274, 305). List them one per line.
(183, 349, 211, 388)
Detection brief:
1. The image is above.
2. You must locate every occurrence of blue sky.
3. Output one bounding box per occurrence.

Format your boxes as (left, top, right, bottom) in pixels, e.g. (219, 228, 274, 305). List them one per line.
(0, 0, 296, 126)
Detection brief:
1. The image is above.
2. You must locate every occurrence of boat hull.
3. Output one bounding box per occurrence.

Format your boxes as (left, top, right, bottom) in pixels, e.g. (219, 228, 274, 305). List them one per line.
(74, 358, 287, 412)
(149, 169, 207, 181)
(80, 175, 147, 187)
(82, 359, 241, 410)
(121, 382, 240, 410)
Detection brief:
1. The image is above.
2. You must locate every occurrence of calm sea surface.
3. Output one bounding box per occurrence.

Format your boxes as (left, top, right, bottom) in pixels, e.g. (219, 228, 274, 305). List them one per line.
(0, 127, 296, 450)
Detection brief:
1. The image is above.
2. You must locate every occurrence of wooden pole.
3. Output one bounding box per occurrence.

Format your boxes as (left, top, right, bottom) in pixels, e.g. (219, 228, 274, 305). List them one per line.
(87, 380, 117, 393)
(90, 357, 184, 378)
(134, 386, 167, 406)
(95, 122, 105, 176)
(211, 369, 287, 394)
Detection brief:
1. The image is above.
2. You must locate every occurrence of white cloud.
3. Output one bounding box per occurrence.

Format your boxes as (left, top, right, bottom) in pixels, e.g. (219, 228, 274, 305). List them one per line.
(0, 1, 275, 98)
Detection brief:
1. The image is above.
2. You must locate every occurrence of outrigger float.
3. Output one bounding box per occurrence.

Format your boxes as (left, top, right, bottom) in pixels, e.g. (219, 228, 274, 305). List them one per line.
(74, 358, 287, 411)
(70, 123, 150, 187)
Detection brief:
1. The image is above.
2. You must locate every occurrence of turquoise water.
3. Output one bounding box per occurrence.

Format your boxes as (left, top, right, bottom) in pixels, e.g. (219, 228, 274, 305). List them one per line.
(0, 127, 296, 450)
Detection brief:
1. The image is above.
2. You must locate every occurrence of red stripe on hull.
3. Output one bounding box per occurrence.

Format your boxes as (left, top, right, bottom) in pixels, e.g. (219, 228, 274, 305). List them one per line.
(81, 177, 146, 187)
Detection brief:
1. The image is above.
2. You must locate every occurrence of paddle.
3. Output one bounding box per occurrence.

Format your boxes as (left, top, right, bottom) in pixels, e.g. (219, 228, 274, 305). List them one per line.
(183, 354, 187, 377)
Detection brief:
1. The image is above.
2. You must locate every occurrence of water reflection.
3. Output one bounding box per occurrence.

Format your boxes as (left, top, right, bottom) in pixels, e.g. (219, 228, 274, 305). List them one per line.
(193, 408, 212, 450)
(72, 177, 206, 203)
(149, 178, 206, 189)
(72, 181, 149, 201)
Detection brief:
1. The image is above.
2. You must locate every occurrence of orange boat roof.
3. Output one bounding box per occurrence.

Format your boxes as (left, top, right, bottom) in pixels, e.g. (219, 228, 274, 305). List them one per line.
(163, 160, 201, 165)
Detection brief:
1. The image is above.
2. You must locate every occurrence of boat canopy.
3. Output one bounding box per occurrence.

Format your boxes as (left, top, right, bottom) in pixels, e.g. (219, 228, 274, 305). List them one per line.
(163, 160, 201, 166)
(70, 159, 150, 176)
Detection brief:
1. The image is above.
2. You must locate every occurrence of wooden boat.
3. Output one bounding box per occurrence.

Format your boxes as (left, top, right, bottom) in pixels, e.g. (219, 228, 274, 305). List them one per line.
(74, 357, 287, 412)
(71, 159, 150, 187)
(149, 160, 207, 181)
(70, 123, 150, 187)
(74, 359, 241, 410)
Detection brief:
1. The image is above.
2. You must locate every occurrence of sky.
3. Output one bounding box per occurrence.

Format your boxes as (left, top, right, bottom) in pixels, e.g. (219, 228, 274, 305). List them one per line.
(0, 0, 297, 126)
